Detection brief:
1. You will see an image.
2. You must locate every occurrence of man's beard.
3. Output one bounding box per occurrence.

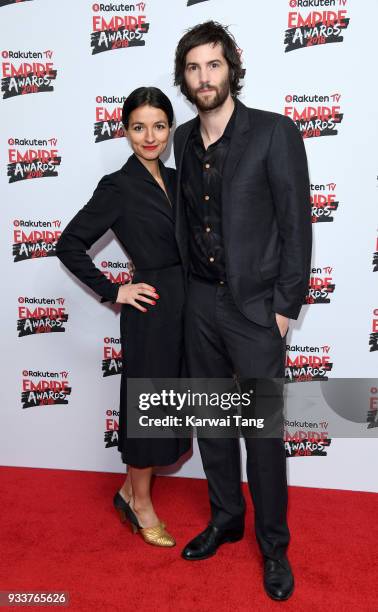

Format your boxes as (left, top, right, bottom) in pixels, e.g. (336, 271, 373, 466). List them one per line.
(188, 77, 230, 112)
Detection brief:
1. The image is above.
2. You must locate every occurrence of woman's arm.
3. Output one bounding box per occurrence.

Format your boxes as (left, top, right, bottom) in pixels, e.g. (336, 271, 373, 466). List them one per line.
(56, 174, 122, 302)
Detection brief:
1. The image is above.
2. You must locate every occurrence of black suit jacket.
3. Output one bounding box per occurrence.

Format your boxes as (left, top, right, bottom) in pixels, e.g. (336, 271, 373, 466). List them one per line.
(173, 99, 312, 327)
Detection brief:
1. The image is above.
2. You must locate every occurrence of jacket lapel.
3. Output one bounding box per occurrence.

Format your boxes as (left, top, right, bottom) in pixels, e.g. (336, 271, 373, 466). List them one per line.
(222, 100, 252, 187)
(222, 101, 252, 248)
(122, 154, 173, 221)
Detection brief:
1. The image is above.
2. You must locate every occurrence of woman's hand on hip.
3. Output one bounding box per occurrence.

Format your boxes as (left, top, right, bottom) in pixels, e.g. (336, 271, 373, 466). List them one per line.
(116, 283, 159, 312)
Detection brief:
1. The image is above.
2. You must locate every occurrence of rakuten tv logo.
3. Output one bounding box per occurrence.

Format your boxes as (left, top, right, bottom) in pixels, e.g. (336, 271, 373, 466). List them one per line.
(305, 266, 335, 304)
(102, 336, 123, 376)
(7, 137, 62, 182)
(104, 408, 119, 448)
(311, 182, 339, 223)
(0, 0, 32, 6)
(285, 344, 333, 382)
(91, 3, 149, 55)
(284, 418, 331, 457)
(100, 260, 133, 284)
(17, 296, 68, 337)
(13, 219, 61, 261)
(285, 1, 350, 52)
(369, 309, 378, 353)
(94, 95, 126, 143)
(21, 369, 71, 409)
(284, 93, 343, 138)
(1, 49, 57, 99)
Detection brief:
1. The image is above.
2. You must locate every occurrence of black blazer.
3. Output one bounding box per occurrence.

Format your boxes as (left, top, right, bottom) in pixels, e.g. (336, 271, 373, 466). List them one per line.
(56, 154, 179, 302)
(173, 99, 312, 327)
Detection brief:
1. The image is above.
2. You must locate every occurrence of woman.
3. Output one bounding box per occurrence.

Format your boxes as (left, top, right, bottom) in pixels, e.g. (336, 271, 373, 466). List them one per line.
(56, 87, 190, 547)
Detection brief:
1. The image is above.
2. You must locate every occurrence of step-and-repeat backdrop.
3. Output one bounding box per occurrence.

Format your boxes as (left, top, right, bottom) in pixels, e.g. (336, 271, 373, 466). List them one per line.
(1, 0, 377, 492)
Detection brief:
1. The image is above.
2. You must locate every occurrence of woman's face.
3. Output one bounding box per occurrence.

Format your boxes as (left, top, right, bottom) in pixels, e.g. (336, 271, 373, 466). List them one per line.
(125, 104, 170, 162)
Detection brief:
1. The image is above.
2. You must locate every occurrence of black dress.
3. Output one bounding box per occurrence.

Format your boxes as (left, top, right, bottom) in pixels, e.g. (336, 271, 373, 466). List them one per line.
(56, 153, 190, 467)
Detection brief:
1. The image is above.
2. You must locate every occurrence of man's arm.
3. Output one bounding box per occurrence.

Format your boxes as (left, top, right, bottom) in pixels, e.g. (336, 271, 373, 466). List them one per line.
(267, 115, 312, 321)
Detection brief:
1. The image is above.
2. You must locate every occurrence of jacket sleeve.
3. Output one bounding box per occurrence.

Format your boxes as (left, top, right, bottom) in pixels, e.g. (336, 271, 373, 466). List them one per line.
(56, 174, 123, 303)
(267, 115, 312, 320)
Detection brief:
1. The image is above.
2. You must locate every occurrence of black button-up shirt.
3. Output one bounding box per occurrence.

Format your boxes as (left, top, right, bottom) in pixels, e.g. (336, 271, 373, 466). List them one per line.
(181, 104, 236, 282)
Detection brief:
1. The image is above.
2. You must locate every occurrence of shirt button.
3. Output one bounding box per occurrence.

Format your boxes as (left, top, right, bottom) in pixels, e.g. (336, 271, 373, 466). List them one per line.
(205, 226, 211, 233)
(205, 163, 210, 169)
(209, 257, 215, 263)
(204, 195, 210, 201)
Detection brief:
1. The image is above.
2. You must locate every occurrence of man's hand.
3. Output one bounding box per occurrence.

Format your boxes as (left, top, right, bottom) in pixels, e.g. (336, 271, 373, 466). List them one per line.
(275, 313, 289, 338)
(116, 283, 159, 313)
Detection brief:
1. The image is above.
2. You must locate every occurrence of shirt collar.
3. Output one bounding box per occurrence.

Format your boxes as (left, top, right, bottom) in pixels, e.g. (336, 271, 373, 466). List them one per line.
(192, 99, 237, 145)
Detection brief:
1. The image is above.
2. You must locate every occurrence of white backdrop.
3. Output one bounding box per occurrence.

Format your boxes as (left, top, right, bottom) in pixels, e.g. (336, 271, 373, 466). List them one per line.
(1, 0, 377, 492)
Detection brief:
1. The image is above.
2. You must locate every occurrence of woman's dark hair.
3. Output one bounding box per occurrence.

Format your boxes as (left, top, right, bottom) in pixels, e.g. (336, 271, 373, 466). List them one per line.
(122, 87, 174, 129)
(174, 21, 245, 100)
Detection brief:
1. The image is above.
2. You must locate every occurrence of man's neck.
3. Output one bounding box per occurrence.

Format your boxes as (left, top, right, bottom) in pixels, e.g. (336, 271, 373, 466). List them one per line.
(198, 95, 235, 148)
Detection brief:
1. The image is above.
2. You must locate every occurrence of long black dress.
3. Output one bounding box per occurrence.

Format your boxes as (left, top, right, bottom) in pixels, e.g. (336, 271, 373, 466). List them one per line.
(56, 153, 190, 467)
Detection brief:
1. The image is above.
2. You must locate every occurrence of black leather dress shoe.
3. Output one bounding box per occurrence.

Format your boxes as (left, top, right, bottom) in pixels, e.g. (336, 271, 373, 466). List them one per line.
(182, 523, 244, 561)
(263, 556, 294, 601)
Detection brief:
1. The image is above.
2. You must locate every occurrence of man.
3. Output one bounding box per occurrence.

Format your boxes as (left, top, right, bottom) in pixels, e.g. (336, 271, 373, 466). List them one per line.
(173, 21, 312, 601)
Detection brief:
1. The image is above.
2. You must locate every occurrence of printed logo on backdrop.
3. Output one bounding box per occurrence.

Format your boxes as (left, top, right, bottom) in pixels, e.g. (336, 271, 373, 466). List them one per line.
(373, 231, 378, 272)
(369, 309, 378, 353)
(104, 408, 119, 447)
(94, 95, 126, 143)
(7, 137, 62, 182)
(367, 386, 378, 429)
(0, 0, 32, 6)
(285, 0, 350, 52)
(311, 182, 339, 223)
(17, 296, 68, 337)
(91, 3, 149, 55)
(1, 50, 57, 99)
(21, 369, 71, 409)
(284, 418, 332, 457)
(103, 337, 123, 376)
(284, 93, 343, 138)
(286, 344, 333, 382)
(100, 259, 133, 284)
(12, 219, 61, 261)
(305, 266, 335, 304)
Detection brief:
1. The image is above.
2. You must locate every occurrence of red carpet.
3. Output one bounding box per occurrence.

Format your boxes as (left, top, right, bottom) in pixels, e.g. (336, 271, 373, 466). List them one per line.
(1, 466, 377, 611)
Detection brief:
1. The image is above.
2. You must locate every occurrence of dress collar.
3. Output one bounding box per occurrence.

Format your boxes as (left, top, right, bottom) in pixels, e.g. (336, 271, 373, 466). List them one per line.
(121, 153, 174, 216)
(122, 152, 168, 183)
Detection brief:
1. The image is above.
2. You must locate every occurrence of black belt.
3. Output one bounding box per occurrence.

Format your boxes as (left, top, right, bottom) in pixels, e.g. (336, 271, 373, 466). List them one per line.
(190, 273, 227, 286)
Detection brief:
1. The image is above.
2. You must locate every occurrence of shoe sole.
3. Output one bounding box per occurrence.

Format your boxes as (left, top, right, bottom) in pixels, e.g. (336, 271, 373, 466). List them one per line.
(181, 534, 244, 561)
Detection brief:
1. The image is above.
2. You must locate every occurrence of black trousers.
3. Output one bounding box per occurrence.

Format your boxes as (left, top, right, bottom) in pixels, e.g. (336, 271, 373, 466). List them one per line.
(185, 276, 289, 561)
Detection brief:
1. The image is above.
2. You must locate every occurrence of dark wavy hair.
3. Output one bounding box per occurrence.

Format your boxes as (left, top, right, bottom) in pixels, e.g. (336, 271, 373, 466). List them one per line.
(174, 21, 245, 100)
(122, 87, 174, 129)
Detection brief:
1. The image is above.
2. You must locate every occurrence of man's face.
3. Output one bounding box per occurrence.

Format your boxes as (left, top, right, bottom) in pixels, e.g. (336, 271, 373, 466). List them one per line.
(184, 42, 231, 111)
